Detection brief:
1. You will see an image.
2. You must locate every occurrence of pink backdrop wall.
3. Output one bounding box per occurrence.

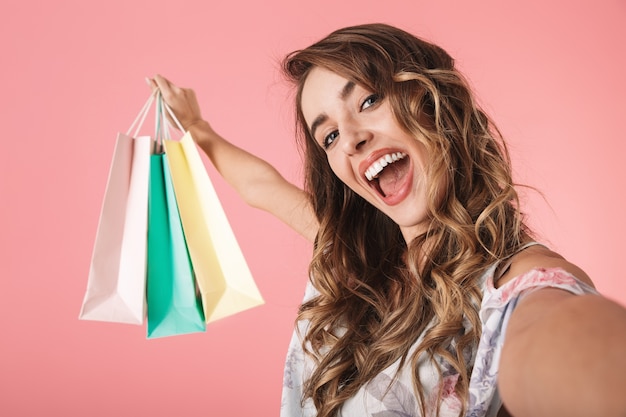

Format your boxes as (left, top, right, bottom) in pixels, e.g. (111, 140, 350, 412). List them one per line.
(2, 0, 624, 415)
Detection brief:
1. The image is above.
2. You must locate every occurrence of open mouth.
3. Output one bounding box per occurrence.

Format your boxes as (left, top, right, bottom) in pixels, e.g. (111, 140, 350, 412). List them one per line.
(364, 152, 410, 199)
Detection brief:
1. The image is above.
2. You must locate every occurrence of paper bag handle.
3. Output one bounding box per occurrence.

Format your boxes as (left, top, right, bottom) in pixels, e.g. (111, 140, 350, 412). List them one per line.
(162, 99, 185, 132)
(126, 90, 158, 137)
(154, 91, 186, 153)
(123, 84, 186, 153)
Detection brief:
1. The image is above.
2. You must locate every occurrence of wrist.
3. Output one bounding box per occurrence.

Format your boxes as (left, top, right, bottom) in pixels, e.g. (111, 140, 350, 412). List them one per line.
(185, 120, 219, 147)
(184, 119, 209, 133)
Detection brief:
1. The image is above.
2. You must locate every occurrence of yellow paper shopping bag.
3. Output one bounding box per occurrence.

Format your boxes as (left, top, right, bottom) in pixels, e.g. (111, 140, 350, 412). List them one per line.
(164, 133, 264, 323)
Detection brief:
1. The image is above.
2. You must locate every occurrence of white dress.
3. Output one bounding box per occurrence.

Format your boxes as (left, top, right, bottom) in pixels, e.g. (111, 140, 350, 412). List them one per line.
(280, 247, 597, 416)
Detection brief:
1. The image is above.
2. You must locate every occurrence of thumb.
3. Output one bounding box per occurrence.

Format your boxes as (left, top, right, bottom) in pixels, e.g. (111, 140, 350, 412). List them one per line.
(145, 77, 158, 93)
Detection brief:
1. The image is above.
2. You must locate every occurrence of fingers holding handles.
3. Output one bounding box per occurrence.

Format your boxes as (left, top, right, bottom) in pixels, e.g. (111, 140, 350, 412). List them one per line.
(146, 75, 206, 133)
(145, 74, 318, 241)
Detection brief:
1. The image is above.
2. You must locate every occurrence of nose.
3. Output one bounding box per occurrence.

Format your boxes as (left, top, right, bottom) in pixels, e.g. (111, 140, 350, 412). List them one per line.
(340, 123, 371, 155)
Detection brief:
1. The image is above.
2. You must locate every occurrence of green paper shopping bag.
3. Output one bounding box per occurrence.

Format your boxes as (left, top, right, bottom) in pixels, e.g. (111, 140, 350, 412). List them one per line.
(145, 96, 206, 338)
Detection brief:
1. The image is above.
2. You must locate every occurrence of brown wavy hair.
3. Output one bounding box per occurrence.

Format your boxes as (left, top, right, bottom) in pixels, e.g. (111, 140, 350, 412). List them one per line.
(283, 23, 531, 417)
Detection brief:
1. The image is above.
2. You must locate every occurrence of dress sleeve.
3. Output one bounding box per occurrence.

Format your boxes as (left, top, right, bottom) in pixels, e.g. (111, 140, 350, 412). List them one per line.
(281, 281, 319, 417)
(466, 267, 598, 417)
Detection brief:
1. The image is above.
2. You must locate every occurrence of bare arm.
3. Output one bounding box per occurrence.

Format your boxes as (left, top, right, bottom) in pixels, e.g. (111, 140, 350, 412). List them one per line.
(497, 249, 626, 416)
(150, 75, 318, 242)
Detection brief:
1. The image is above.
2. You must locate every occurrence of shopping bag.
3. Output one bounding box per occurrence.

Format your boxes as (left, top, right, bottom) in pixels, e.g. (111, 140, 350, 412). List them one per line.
(145, 98, 206, 338)
(164, 133, 264, 323)
(79, 94, 154, 325)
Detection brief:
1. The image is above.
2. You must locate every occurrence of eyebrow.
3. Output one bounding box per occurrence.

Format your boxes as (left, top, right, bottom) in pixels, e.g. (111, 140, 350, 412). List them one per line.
(309, 81, 356, 139)
(340, 81, 356, 100)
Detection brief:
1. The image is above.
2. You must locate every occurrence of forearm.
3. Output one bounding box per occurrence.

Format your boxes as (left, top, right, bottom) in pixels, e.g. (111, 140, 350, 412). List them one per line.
(499, 292, 626, 417)
(187, 121, 277, 205)
(188, 121, 318, 242)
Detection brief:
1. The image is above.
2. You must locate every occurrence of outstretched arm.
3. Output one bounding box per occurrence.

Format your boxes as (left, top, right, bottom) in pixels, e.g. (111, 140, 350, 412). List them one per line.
(150, 75, 318, 242)
(497, 249, 626, 416)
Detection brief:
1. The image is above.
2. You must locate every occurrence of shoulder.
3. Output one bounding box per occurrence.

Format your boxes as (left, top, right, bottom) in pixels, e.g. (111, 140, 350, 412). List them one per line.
(495, 244, 594, 289)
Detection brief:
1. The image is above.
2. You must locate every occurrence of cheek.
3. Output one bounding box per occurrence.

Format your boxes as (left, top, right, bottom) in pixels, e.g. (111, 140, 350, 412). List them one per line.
(326, 154, 351, 184)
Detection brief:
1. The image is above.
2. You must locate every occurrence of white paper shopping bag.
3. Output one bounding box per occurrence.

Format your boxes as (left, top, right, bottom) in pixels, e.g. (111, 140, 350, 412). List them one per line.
(79, 134, 151, 324)
(79, 93, 155, 324)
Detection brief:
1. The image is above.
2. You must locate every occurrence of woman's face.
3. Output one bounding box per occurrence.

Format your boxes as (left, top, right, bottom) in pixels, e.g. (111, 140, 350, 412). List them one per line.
(301, 67, 432, 243)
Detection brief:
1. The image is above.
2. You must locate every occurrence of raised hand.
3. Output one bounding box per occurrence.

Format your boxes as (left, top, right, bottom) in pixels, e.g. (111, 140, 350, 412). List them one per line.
(147, 74, 205, 133)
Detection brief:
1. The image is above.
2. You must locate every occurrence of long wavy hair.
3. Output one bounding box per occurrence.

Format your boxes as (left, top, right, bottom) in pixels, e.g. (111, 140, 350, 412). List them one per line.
(283, 23, 531, 417)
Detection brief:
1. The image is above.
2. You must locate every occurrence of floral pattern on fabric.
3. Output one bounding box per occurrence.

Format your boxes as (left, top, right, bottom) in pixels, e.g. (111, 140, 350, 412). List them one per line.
(466, 267, 597, 417)
(281, 264, 598, 417)
(366, 373, 418, 417)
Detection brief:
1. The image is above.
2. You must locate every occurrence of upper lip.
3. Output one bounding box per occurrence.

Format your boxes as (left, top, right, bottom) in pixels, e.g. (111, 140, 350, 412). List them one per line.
(358, 148, 407, 181)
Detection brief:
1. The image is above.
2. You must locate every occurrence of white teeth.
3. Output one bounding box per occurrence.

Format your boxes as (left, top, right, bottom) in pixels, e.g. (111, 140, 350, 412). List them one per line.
(364, 152, 407, 181)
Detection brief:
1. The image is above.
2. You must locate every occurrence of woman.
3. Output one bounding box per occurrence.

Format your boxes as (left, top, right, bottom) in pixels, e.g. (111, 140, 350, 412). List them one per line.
(151, 23, 626, 417)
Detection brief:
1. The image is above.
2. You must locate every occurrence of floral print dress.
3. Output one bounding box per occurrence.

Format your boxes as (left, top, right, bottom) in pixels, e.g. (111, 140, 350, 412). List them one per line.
(281, 245, 598, 416)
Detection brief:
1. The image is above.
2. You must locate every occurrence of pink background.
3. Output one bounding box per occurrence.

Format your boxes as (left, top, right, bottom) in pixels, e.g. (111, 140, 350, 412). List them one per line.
(2, 0, 625, 415)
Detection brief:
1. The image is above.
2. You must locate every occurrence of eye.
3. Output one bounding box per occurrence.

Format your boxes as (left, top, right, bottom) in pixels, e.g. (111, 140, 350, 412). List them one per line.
(361, 94, 380, 111)
(323, 130, 339, 149)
